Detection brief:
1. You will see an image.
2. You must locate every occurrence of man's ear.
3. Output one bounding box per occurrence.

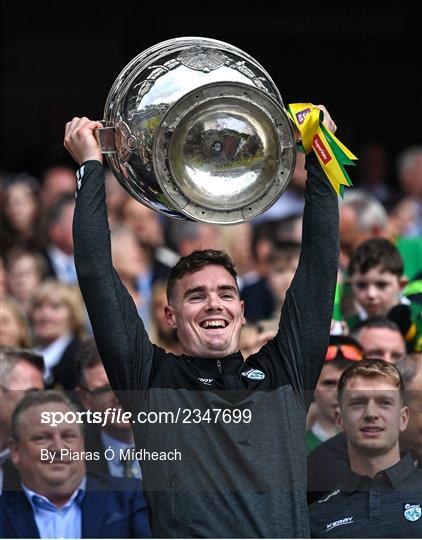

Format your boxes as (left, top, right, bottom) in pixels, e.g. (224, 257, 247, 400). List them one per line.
(8, 439, 20, 466)
(240, 300, 246, 326)
(399, 405, 409, 433)
(335, 407, 344, 432)
(164, 305, 177, 329)
(399, 277, 409, 290)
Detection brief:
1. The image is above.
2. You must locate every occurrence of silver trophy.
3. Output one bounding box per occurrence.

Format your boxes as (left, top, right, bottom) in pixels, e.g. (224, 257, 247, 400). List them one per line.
(97, 37, 296, 224)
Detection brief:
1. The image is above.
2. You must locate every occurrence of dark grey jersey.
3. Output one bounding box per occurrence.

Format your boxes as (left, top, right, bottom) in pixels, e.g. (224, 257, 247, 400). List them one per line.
(73, 155, 339, 537)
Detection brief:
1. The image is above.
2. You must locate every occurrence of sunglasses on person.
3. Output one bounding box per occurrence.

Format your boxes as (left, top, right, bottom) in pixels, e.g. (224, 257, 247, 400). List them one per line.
(325, 344, 363, 362)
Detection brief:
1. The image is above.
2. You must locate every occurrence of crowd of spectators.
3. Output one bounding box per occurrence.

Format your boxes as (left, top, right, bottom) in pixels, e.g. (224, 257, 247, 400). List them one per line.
(0, 143, 421, 537)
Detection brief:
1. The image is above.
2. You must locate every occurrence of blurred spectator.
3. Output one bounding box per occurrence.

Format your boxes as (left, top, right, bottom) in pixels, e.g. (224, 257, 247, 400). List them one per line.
(309, 359, 421, 538)
(0, 297, 32, 348)
(149, 281, 181, 354)
(0, 174, 47, 252)
(239, 324, 260, 359)
(30, 280, 86, 389)
(121, 199, 174, 302)
(239, 320, 278, 359)
(221, 222, 256, 289)
(39, 165, 76, 211)
(44, 192, 77, 284)
(121, 198, 164, 252)
(166, 220, 223, 257)
(75, 339, 142, 479)
(239, 221, 275, 322)
(338, 189, 422, 280)
(104, 168, 129, 226)
(0, 347, 44, 493)
(0, 391, 151, 538)
(396, 146, 422, 237)
(267, 241, 301, 316)
(4, 248, 47, 314)
(110, 225, 151, 330)
(352, 317, 406, 364)
(0, 255, 6, 298)
(241, 218, 303, 322)
(388, 197, 420, 239)
(357, 141, 393, 203)
(396, 353, 422, 467)
(306, 335, 363, 453)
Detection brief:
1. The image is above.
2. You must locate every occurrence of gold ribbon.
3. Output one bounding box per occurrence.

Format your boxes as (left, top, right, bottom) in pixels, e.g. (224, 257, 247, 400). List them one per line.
(287, 103, 357, 196)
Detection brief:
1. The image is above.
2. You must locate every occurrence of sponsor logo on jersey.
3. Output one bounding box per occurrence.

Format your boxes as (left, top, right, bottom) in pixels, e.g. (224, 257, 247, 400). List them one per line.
(241, 368, 265, 381)
(404, 503, 421, 522)
(326, 516, 353, 531)
(198, 377, 213, 386)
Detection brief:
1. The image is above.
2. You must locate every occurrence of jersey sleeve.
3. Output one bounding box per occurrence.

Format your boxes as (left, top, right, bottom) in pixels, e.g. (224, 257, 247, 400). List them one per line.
(273, 153, 339, 409)
(73, 161, 155, 408)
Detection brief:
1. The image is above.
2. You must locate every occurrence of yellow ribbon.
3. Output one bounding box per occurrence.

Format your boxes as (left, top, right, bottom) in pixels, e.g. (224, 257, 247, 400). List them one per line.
(287, 103, 357, 196)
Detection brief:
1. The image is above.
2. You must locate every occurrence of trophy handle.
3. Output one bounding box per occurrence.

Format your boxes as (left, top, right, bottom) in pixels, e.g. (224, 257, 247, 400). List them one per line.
(95, 123, 117, 154)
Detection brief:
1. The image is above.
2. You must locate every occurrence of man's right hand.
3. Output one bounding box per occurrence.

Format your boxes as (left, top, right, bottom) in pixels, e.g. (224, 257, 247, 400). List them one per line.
(64, 117, 104, 166)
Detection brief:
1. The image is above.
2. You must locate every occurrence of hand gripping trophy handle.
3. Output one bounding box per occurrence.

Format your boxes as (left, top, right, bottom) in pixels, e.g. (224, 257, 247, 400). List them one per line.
(95, 124, 117, 154)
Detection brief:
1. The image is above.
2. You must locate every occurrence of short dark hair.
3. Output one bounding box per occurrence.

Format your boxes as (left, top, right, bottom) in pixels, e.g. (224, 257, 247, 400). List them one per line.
(338, 358, 404, 404)
(47, 192, 75, 226)
(75, 338, 102, 386)
(348, 238, 403, 278)
(352, 316, 402, 337)
(10, 390, 81, 442)
(0, 347, 44, 383)
(166, 249, 238, 302)
(267, 240, 301, 267)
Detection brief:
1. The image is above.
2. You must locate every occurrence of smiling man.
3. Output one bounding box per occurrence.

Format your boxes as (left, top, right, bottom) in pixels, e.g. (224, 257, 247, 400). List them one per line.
(309, 359, 422, 538)
(65, 109, 339, 538)
(0, 390, 151, 538)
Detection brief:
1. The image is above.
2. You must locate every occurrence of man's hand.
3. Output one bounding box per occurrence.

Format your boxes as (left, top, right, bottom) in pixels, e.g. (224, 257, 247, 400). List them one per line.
(291, 104, 337, 142)
(64, 117, 103, 166)
(315, 104, 337, 134)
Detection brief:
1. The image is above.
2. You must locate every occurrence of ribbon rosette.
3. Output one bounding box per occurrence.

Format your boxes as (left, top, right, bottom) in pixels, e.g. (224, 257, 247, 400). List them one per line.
(287, 103, 357, 197)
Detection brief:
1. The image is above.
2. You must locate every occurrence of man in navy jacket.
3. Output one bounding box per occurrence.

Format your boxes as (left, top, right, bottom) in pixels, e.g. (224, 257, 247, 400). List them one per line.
(0, 390, 151, 538)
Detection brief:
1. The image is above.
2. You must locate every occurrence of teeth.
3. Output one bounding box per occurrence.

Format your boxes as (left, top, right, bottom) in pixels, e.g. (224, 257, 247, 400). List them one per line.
(202, 320, 226, 328)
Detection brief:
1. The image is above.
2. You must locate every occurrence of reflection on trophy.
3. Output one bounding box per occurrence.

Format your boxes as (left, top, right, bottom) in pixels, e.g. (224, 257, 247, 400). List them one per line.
(97, 37, 296, 224)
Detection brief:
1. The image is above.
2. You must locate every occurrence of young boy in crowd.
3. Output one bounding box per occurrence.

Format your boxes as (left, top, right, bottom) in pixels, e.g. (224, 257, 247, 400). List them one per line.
(347, 238, 420, 351)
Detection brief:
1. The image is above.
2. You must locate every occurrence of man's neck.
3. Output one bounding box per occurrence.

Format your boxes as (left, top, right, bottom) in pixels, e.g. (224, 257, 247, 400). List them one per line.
(313, 416, 338, 439)
(24, 474, 85, 508)
(348, 443, 401, 478)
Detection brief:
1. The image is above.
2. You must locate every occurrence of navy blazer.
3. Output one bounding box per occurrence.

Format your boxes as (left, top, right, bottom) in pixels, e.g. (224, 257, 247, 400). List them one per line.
(0, 474, 151, 538)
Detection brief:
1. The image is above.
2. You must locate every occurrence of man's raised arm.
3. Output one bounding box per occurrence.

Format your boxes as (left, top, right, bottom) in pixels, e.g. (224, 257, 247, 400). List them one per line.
(65, 117, 154, 397)
(275, 106, 340, 408)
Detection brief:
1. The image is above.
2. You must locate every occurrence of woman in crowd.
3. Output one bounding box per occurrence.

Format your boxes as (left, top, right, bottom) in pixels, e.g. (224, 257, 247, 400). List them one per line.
(0, 296, 32, 348)
(0, 174, 47, 252)
(30, 279, 86, 389)
(4, 248, 47, 314)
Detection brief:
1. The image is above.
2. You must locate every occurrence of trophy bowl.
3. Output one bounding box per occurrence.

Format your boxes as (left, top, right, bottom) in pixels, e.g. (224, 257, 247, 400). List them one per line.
(99, 37, 296, 224)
